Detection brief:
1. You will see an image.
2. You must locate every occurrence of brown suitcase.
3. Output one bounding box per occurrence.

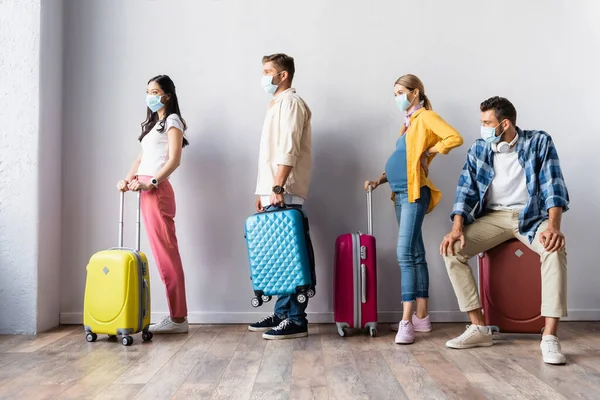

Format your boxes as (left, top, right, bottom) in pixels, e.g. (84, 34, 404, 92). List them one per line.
(478, 239, 545, 334)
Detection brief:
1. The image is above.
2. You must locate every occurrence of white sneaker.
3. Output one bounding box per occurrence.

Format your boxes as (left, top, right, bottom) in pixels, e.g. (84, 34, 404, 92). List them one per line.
(390, 314, 432, 333)
(446, 325, 493, 349)
(540, 335, 566, 365)
(148, 316, 189, 334)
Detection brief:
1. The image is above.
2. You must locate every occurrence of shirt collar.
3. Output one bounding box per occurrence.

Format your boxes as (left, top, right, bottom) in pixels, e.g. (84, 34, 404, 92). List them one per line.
(272, 87, 296, 102)
(514, 127, 525, 152)
(404, 107, 424, 128)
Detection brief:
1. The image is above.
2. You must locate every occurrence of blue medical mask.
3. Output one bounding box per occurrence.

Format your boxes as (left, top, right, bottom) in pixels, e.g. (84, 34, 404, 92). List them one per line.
(261, 73, 282, 95)
(480, 120, 506, 144)
(395, 93, 412, 111)
(146, 94, 166, 113)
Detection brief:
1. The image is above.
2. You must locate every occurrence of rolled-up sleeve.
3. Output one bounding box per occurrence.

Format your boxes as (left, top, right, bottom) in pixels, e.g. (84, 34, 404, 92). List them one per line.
(538, 134, 569, 212)
(274, 99, 304, 167)
(424, 111, 464, 155)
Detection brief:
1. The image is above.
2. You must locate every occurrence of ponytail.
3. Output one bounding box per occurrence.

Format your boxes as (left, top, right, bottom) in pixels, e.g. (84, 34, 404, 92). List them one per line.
(421, 93, 432, 110)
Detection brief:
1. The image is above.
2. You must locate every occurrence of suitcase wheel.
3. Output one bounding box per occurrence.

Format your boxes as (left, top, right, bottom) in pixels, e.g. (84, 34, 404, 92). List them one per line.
(306, 289, 315, 298)
(142, 331, 153, 342)
(337, 327, 348, 337)
(296, 293, 307, 304)
(85, 332, 97, 343)
(251, 297, 263, 308)
(261, 295, 272, 303)
(122, 336, 134, 346)
(369, 326, 377, 337)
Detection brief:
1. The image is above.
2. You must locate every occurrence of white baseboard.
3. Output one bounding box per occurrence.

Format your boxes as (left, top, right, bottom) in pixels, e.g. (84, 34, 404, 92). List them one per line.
(60, 309, 600, 325)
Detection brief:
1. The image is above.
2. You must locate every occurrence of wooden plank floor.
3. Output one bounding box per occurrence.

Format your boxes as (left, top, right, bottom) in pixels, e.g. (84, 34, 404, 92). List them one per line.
(0, 322, 599, 399)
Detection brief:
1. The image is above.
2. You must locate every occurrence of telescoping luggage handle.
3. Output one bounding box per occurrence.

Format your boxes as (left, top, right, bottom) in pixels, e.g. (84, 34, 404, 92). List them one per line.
(361, 185, 374, 304)
(366, 185, 373, 236)
(118, 190, 141, 251)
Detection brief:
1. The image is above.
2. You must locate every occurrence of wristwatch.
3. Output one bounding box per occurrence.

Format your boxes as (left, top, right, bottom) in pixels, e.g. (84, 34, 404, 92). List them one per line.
(150, 177, 159, 188)
(272, 185, 285, 195)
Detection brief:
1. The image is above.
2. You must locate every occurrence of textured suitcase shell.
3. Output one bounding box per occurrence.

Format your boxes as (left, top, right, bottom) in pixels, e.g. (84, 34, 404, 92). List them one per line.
(245, 207, 314, 305)
(478, 239, 544, 333)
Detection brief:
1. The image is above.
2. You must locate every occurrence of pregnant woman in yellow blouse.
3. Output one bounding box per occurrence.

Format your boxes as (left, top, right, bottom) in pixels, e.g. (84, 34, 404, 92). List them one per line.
(365, 74, 464, 344)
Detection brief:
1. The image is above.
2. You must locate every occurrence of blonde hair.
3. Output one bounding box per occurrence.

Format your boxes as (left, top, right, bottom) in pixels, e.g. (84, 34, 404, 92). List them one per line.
(394, 74, 432, 110)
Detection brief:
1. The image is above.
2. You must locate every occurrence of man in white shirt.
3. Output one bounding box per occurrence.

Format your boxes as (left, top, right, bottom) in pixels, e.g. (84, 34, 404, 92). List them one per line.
(248, 53, 314, 340)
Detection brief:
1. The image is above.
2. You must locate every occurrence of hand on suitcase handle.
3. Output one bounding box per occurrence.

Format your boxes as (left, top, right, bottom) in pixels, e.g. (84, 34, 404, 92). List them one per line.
(127, 179, 154, 192)
(364, 180, 378, 191)
(117, 179, 129, 192)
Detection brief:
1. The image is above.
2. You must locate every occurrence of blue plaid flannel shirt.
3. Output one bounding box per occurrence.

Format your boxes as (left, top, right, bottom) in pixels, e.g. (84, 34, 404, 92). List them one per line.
(451, 128, 569, 243)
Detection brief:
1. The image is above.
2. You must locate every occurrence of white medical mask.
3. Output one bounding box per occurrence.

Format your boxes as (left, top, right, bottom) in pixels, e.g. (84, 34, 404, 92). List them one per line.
(261, 72, 282, 94)
(480, 120, 506, 144)
(146, 94, 166, 112)
(395, 93, 412, 111)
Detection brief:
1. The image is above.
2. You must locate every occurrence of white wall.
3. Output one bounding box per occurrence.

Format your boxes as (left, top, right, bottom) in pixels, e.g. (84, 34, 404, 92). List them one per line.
(37, 0, 64, 332)
(59, 0, 600, 324)
(0, 0, 41, 334)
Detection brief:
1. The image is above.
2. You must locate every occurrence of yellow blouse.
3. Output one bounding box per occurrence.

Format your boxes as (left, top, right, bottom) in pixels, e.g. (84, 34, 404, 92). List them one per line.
(391, 108, 464, 213)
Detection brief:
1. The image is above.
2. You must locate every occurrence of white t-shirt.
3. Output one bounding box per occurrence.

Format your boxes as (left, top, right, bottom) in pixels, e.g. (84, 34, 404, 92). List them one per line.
(137, 114, 185, 177)
(486, 147, 529, 210)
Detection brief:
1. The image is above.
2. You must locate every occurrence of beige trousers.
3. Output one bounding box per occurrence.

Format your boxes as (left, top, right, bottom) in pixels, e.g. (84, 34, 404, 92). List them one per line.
(443, 210, 567, 318)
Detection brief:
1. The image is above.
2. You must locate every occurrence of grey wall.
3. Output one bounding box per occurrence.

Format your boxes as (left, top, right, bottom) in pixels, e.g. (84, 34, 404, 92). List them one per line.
(0, 0, 63, 334)
(0, 0, 41, 334)
(59, 0, 600, 324)
(38, 0, 64, 332)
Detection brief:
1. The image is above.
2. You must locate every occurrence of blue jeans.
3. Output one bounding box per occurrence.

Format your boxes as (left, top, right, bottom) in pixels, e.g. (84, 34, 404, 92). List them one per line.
(394, 186, 431, 302)
(267, 204, 313, 326)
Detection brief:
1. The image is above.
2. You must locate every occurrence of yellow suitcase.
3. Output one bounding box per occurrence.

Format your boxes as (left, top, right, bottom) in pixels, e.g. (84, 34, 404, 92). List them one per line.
(83, 191, 152, 346)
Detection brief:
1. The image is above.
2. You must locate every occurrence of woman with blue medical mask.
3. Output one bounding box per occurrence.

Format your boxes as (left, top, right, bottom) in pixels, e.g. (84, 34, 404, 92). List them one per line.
(116, 74, 191, 334)
(364, 74, 464, 345)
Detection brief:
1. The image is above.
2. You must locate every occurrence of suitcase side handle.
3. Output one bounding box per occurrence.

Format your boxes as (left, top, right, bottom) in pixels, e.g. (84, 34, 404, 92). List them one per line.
(143, 277, 149, 318)
(366, 185, 373, 236)
(119, 191, 142, 251)
(361, 263, 367, 303)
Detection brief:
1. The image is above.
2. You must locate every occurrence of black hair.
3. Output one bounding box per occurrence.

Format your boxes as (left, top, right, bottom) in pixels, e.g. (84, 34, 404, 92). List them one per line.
(139, 74, 189, 147)
(480, 96, 517, 126)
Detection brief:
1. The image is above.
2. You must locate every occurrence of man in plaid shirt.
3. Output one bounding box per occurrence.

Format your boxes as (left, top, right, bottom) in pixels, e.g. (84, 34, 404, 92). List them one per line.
(440, 96, 569, 365)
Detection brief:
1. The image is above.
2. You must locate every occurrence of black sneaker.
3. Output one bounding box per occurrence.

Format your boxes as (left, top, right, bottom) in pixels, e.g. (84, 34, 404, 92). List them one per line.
(262, 319, 308, 340)
(248, 314, 284, 332)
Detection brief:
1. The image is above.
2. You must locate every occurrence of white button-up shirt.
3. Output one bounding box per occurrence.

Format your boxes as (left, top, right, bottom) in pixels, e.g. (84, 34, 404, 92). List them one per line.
(255, 88, 312, 203)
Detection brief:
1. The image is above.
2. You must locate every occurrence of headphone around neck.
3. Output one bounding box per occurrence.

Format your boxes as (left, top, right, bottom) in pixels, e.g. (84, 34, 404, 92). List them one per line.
(492, 132, 518, 153)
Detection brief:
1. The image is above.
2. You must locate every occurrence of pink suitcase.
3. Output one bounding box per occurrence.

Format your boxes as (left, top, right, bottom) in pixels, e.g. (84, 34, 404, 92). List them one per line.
(478, 239, 545, 334)
(333, 187, 378, 337)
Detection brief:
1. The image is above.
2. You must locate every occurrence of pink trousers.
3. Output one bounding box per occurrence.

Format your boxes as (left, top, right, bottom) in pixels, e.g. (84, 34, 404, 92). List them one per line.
(138, 176, 188, 318)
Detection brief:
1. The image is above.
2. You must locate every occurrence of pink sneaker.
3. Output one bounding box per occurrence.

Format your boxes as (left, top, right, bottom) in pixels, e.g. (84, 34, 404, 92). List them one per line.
(394, 320, 415, 344)
(412, 313, 432, 333)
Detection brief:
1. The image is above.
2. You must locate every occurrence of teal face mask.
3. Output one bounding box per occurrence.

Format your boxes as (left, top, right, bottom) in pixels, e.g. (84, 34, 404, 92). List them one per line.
(146, 94, 166, 112)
